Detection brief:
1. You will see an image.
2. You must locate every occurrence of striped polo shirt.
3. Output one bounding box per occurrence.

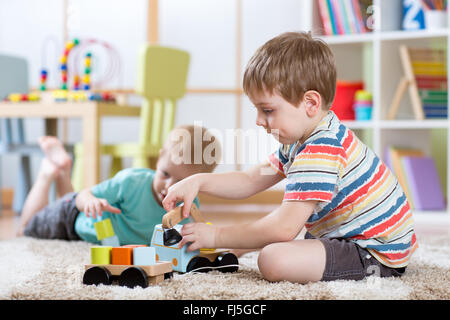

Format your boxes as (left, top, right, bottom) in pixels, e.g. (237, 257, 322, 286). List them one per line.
(268, 111, 418, 268)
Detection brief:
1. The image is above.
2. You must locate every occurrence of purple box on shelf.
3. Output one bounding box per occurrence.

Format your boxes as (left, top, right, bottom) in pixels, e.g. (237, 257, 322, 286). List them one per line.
(402, 156, 445, 210)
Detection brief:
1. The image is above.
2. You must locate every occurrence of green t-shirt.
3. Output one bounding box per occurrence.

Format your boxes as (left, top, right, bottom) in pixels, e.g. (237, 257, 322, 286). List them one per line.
(74, 168, 198, 245)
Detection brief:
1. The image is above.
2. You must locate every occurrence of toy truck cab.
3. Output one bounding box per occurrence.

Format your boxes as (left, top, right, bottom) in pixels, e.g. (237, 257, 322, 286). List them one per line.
(151, 224, 198, 272)
(151, 224, 239, 273)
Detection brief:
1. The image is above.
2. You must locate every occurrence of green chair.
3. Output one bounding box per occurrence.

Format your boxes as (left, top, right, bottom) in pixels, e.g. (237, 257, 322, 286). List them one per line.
(72, 45, 190, 190)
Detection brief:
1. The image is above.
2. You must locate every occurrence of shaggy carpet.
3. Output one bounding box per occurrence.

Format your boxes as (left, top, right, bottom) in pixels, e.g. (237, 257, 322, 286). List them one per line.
(0, 234, 449, 300)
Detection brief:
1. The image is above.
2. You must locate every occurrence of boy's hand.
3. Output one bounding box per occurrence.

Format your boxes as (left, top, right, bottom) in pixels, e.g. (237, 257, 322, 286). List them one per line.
(83, 198, 121, 219)
(178, 222, 217, 252)
(162, 176, 200, 218)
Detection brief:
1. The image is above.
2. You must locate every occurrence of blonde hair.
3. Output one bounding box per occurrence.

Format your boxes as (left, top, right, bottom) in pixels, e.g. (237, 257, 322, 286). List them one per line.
(164, 124, 221, 173)
(243, 31, 337, 110)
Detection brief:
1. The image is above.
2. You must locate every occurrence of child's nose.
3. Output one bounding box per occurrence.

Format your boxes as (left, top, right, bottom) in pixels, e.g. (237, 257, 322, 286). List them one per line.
(256, 115, 266, 128)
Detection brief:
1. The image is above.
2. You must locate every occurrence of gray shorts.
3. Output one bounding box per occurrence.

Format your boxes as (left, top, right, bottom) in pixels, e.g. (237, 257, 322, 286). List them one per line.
(305, 233, 406, 281)
(23, 192, 81, 241)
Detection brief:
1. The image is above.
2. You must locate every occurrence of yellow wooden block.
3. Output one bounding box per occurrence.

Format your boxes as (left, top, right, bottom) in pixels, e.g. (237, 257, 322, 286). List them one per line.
(91, 246, 112, 265)
(94, 218, 115, 240)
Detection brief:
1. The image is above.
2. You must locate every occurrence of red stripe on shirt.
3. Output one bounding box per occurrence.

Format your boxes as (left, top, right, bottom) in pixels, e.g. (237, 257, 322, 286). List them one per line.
(341, 130, 354, 150)
(268, 153, 284, 173)
(333, 163, 387, 213)
(362, 202, 411, 238)
(304, 145, 346, 158)
(284, 191, 333, 202)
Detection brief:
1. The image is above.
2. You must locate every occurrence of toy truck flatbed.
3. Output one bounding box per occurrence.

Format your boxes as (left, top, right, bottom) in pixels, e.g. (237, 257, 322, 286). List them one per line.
(83, 261, 172, 288)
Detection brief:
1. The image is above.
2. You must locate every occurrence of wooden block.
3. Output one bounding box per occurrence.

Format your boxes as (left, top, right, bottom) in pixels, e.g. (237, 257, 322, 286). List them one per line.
(162, 203, 205, 228)
(122, 244, 147, 248)
(91, 246, 112, 265)
(94, 218, 115, 240)
(133, 247, 156, 266)
(101, 235, 120, 247)
(112, 247, 133, 265)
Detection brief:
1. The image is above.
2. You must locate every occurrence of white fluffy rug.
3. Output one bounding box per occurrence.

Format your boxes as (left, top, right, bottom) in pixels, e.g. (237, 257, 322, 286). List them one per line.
(1, 234, 449, 300)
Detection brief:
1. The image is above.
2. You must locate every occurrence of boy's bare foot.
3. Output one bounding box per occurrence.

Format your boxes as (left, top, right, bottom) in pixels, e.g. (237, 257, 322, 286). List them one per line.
(37, 158, 60, 182)
(38, 136, 72, 171)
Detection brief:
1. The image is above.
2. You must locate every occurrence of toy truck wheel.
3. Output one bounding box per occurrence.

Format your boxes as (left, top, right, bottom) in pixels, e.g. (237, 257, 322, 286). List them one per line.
(214, 253, 239, 273)
(83, 266, 113, 286)
(118, 267, 149, 288)
(186, 256, 212, 273)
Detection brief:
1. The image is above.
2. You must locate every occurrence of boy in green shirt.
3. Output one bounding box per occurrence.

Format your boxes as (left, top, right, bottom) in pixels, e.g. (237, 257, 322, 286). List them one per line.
(17, 124, 221, 245)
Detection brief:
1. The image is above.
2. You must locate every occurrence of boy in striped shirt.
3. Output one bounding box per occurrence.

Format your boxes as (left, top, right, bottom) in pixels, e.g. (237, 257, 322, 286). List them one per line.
(162, 32, 417, 283)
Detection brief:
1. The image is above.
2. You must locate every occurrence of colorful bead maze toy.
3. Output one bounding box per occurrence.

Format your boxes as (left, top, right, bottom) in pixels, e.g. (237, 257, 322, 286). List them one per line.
(38, 38, 121, 103)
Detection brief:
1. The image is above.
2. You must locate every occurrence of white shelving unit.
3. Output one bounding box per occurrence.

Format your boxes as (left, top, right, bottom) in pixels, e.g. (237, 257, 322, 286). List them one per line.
(307, 0, 450, 225)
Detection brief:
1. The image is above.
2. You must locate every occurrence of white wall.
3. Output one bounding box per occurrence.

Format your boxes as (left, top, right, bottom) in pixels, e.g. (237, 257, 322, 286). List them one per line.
(0, 0, 310, 188)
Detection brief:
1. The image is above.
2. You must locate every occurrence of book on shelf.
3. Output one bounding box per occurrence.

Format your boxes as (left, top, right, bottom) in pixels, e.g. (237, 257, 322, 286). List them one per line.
(402, 156, 445, 210)
(318, 0, 367, 35)
(385, 147, 425, 209)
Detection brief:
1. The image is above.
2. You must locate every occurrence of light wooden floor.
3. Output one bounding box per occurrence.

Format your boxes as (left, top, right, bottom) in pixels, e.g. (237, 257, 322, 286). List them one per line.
(1, 204, 449, 241)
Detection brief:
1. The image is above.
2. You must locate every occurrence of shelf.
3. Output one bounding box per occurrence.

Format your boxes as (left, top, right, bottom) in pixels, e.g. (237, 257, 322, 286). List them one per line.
(341, 120, 375, 129)
(318, 29, 449, 45)
(413, 211, 450, 225)
(379, 120, 449, 129)
(319, 32, 374, 45)
(341, 119, 449, 129)
(378, 28, 449, 41)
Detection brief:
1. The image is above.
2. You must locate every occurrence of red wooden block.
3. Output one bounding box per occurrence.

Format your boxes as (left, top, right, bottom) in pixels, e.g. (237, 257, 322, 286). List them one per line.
(112, 247, 134, 265)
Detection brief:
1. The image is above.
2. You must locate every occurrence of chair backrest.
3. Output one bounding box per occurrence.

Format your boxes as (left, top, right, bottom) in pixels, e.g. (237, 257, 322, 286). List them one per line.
(0, 54, 29, 99)
(0, 54, 29, 147)
(135, 45, 190, 148)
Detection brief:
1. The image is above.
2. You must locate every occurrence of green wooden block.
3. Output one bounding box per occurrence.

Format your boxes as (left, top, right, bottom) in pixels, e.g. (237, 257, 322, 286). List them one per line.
(91, 246, 112, 265)
(94, 218, 115, 240)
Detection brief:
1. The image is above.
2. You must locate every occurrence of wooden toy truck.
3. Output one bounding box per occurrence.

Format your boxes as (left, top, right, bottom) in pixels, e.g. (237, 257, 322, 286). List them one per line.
(83, 245, 173, 288)
(83, 204, 238, 288)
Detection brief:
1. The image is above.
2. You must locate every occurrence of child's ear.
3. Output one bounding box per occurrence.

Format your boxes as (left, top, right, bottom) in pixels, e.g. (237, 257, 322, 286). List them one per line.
(303, 90, 321, 117)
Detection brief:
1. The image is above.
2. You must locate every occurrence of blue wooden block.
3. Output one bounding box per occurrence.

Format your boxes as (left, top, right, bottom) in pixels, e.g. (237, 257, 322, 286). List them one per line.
(133, 246, 156, 266)
(101, 235, 120, 247)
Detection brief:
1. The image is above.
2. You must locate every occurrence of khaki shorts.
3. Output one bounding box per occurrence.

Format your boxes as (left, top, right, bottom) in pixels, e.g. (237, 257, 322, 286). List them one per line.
(305, 232, 406, 281)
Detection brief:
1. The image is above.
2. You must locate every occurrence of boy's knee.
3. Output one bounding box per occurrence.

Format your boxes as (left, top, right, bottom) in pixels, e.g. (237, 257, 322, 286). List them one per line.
(258, 243, 286, 282)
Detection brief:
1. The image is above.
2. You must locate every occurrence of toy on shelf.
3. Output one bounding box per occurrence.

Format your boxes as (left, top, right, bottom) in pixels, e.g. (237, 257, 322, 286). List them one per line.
(387, 45, 447, 120)
(5, 92, 40, 102)
(83, 218, 173, 288)
(67, 38, 122, 91)
(38, 37, 122, 103)
(40, 69, 48, 91)
(60, 39, 79, 90)
(151, 204, 239, 274)
(333, 81, 364, 120)
(50, 89, 115, 103)
(353, 90, 373, 121)
(83, 52, 92, 90)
